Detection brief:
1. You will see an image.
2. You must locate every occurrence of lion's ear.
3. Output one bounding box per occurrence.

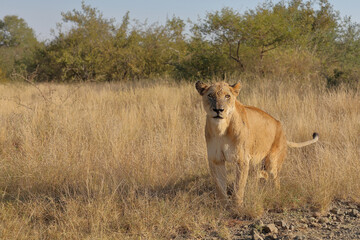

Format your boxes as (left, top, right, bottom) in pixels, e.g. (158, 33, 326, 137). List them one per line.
(230, 82, 241, 96)
(195, 81, 209, 96)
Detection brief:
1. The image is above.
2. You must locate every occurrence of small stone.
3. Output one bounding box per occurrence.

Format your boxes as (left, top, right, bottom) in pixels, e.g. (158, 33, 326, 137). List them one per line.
(330, 207, 340, 215)
(294, 234, 306, 240)
(336, 215, 344, 222)
(333, 207, 345, 215)
(264, 235, 276, 240)
(262, 224, 278, 234)
(252, 229, 264, 240)
(308, 217, 317, 223)
(349, 209, 359, 217)
(310, 222, 320, 228)
(347, 203, 357, 209)
(289, 224, 296, 231)
(274, 220, 288, 229)
(325, 226, 332, 231)
(318, 217, 330, 224)
(298, 223, 308, 229)
(255, 219, 264, 226)
(252, 220, 264, 233)
(313, 212, 322, 218)
(341, 225, 351, 230)
(312, 237, 322, 240)
(299, 218, 307, 223)
(281, 234, 294, 240)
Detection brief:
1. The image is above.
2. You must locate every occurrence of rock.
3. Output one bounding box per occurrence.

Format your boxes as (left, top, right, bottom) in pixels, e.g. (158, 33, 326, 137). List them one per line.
(274, 220, 288, 229)
(308, 217, 317, 223)
(289, 224, 296, 231)
(318, 217, 330, 224)
(294, 234, 306, 240)
(347, 203, 357, 209)
(312, 212, 322, 218)
(336, 215, 344, 222)
(264, 235, 276, 240)
(252, 220, 264, 230)
(311, 237, 322, 240)
(324, 226, 332, 231)
(331, 207, 345, 216)
(281, 234, 294, 240)
(252, 229, 264, 240)
(341, 225, 351, 230)
(330, 207, 339, 214)
(299, 218, 307, 223)
(310, 222, 320, 228)
(348, 209, 359, 217)
(255, 219, 264, 226)
(298, 223, 308, 229)
(262, 224, 278, 234)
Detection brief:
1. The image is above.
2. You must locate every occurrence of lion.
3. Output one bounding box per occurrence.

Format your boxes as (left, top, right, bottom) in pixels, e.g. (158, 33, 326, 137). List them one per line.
(195, 81, 319, 206)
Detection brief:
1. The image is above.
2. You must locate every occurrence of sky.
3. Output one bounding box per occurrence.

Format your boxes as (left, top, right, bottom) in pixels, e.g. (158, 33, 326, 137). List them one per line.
(1, 0, 360, 41)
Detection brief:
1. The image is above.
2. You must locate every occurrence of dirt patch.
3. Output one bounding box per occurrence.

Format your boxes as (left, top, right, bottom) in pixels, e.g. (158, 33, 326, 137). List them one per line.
(226, 200, 360, 240)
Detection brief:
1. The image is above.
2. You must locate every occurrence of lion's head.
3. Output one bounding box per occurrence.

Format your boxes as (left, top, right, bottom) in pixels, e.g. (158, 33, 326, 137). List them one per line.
(196, 81, 241, 121)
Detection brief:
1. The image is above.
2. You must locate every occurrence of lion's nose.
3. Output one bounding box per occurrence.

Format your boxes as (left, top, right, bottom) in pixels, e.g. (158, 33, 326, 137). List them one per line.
(213, 108, 224, 114)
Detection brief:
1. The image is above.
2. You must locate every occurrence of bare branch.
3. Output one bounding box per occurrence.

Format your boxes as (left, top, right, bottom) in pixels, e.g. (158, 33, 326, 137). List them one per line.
(11, 68, 54, 105)
(0, 97, 34, 111)
(236, 40, 241, 60)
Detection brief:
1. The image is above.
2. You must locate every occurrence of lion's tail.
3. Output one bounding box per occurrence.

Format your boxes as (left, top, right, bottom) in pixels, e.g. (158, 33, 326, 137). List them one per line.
(287, 132, 319, 148)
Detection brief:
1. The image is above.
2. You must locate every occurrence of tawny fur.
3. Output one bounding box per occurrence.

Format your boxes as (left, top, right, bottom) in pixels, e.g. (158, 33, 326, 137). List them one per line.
(195, 81, 318, 206)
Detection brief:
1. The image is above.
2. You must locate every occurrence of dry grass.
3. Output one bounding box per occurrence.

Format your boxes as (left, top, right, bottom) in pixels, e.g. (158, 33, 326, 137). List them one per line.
(0, 79, 359, 239)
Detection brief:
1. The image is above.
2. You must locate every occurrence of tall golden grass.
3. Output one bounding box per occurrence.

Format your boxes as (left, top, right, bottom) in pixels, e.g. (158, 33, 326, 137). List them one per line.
(0, 79, 359, 239)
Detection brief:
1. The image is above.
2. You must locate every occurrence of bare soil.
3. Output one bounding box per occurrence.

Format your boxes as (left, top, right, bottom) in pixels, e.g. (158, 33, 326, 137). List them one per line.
(225, 200, 360, 240)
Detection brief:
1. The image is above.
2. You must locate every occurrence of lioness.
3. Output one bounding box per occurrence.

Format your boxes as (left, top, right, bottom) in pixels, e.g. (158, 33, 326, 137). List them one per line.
(195, 81, 318, 206)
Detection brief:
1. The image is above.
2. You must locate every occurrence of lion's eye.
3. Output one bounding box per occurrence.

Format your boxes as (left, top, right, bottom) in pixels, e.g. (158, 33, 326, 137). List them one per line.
(208, 94, 214, 99)
(225, 95, 231, 99)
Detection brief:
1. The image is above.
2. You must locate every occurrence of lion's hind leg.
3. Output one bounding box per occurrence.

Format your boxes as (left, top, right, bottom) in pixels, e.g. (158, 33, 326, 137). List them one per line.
(264, 138, 287, 191)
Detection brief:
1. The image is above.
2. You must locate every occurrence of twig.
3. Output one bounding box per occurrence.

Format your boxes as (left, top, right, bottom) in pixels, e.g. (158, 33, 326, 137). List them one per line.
(11, 67, 54, 105)
(0, 97, 34, 111)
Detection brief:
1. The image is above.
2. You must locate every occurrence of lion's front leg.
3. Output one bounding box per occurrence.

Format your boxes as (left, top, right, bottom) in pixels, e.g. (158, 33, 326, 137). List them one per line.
(208, 159, 228, 205)
(234, 153, 250, 207)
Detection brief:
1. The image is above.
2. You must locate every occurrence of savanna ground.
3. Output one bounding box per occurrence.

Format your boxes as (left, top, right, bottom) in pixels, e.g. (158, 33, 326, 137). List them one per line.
(0, 78, 359, 239)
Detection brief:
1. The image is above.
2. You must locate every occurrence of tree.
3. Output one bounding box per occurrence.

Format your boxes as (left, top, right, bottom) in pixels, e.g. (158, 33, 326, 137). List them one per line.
(0, 15, 39, 80)
(21, 0, 360, 84)
(0, 15, 37, 47)
(200, 7, 245, 70)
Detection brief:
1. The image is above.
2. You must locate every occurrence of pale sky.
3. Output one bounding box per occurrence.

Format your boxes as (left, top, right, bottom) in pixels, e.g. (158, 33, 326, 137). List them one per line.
(1, 0, 359, 41)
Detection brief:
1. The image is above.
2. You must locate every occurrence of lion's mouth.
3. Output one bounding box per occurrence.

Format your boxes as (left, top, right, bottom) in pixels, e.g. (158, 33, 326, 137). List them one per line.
(213, 115, 223, 119)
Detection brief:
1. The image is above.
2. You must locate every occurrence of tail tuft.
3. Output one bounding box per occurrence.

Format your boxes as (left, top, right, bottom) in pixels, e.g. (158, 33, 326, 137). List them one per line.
(312, 132, 319, 140)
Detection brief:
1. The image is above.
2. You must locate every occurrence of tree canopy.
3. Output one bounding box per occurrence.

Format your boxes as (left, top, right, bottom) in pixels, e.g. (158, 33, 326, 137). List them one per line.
(0, 15, 39, 81)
